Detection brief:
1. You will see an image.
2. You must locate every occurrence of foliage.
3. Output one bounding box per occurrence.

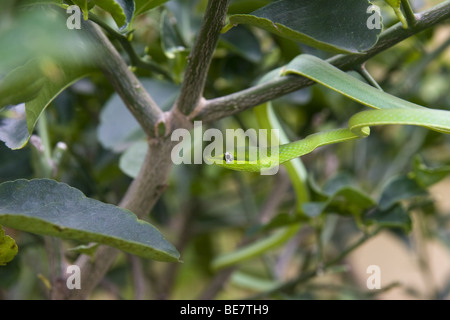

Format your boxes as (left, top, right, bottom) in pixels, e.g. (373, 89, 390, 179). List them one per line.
(0, 0, 449, 300)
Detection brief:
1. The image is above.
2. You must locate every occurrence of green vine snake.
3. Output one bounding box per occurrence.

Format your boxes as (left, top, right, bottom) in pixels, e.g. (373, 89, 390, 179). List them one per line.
(210, 54, 450, 270)
(210, 54, 450, 173)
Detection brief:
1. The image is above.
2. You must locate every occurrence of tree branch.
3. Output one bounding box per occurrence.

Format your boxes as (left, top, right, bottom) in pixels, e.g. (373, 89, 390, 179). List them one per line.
(68, 137, 177, 299)
(401, 0, 418, 27)
(193, 0, 450, 123)
(88, 14, 174, 81)
(175, 0, 230, 115)
(83, 20, 164, 137)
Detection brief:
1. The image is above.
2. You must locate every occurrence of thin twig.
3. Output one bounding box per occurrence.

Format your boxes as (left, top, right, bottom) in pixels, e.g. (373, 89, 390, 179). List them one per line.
(83, 20, 164, 137)
(128, 255, 147, 300)
(356, 64, 384, 91)
(175, 0, 230, 115)
(67, 138, 177, 299)
(401, 0, 418, 27)
(249, 227, 382, 299)
(89, 14, 173, 81)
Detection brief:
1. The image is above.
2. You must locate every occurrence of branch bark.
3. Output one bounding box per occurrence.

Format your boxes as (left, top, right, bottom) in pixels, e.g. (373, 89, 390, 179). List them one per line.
(192, 0, 450, 123)
(84, 21, 164, 137)
(175, 0, 230, 115)
(68, 137, 176, 299)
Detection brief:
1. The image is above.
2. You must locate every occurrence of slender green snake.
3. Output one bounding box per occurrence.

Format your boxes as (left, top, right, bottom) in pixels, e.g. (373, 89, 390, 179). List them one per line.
(210, 54, 450, 173)
(210, 54, 450, 270)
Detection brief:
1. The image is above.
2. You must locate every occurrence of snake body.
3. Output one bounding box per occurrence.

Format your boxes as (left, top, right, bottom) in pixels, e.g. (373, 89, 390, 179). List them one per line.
(211, 55, 450, 173)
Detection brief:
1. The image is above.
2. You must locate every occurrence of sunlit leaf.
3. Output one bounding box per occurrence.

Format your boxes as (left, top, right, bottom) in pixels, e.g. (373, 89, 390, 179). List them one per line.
(0, 226, 18, 266)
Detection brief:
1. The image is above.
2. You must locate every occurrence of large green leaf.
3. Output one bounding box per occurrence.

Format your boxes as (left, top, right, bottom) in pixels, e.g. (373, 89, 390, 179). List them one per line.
(228, 0, 381, 53)
(0, 6, 95, 150)
(134, 0, 168, 17)
(228, 0, 271, 15)
(0, 5, 94, 74)
(0, 60, 45, 109)
(0, 179, 180, 262)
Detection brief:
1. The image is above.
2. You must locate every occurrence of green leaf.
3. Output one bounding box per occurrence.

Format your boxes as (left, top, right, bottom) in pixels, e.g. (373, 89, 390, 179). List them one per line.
(71, 0, 89, 20)
(363, 204, 412, 232)
(24, 60, 94, 150)
(282, 54, 430, 111)
(228, 0, 271, 15)
(302, 187, 375, 218)
(322, 173, 355, 196)
(92, 0, 135, 28)
(228, 0, 382, 54)
(98, 78, 179, 152)
(119, 140, 148, 178)
(409, 156, 450, 189)
(0, 104, 29, 150)
(0, 179, 180, 262)
(379, 176, 428, 211)
(302, 174, 375, 218)
(19, 0, 64, 6)
(221, 26, 262, 63)
(0, 5, 94, 74)
(384, 0, 408, 28)
(134, 0, 168, 17)
(68, 243, 100, 259)
(0, 226, 18, 266)
(0, 59, 45, 109)
(231, 271, 280, 292)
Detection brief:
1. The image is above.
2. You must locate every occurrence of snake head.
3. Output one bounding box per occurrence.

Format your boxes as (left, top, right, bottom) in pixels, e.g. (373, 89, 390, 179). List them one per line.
(206, 147, 279, 173)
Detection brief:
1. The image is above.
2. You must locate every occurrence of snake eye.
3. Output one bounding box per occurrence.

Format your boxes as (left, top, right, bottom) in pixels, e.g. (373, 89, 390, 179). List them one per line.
(224, 152, 234, 164)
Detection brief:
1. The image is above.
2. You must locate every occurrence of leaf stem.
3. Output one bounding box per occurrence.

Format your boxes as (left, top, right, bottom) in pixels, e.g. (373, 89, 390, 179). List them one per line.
(356, 64, 384, 91)
(401, 0, 418, 28)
